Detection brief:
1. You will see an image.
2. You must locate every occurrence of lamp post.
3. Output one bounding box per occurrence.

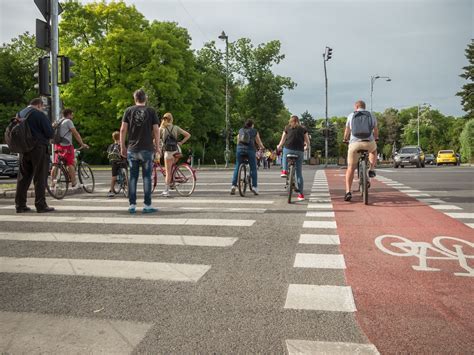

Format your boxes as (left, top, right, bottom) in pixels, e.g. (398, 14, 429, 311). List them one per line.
(370, 75, 391, 112)
(322, 46, 333, 167)
(417, 103, 431, 147)
(218, 31, 230, 168)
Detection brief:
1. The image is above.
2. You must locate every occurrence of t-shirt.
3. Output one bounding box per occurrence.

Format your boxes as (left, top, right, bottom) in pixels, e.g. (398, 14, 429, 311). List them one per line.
(237, 127, 257, 150)
(346, 110, 377, 143)
(57, 118, 75, 146)
(284, 125, 307, 151)
(18, 107, 54, 146)
(122, 105, 160, 152)
(160, 124, 180, 142)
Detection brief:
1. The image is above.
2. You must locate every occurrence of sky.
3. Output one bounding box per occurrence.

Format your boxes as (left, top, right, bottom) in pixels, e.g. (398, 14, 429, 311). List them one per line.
(1, 0, 472, 118)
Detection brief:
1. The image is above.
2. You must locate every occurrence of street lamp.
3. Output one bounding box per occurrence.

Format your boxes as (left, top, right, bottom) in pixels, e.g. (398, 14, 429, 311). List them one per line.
(219, 30, 230, 168)
(323, 46, 333, 167)
(417, 103, 431, 147)
(370, 75, 391, 112)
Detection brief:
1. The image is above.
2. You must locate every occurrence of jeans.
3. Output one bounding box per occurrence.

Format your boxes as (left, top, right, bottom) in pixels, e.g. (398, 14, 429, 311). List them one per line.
(283, 148, 304, 193)
(232, 148, 258, 188)
(127, 150, 154, 206)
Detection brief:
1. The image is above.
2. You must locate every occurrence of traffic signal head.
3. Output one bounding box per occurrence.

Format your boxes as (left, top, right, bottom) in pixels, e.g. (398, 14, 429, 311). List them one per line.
(60, 56, 75, 84)
(34, 57, 50, 96)
(326, 47, 333, 60)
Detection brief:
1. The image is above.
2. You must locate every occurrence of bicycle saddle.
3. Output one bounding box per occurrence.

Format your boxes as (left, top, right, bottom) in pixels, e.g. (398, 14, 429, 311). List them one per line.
(286, 154, 299, 159)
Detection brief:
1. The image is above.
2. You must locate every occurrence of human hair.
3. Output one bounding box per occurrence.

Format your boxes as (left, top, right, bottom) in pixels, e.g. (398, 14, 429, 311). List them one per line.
(244, 119, 254, 129)
(133, 89, 147, 103)
(288, 115, 300, 128)
(62, 108, 73, 118)
(29, 98, 43, 107)
(355, 100, 366, 109)
(112, 131, 120, 141)
(160, 112, 174, 129)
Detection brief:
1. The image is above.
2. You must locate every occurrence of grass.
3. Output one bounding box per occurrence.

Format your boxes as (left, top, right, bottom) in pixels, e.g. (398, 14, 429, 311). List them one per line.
(0, 183, 17, 190)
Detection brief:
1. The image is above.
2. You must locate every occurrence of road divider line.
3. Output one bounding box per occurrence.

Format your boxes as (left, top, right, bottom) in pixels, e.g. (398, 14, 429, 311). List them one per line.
(430, 205, 463, 210)
(286, 340, 379, 355)
(284, 284, 356, 311)
(294, 253, 346, 269)
(306, 211, 335, 217)
(0, 257, 211, 282)
(307, 203, 333, 209)
(299, 234, 340, 245)
(444, 212, 474, 219)
(303, 221, 337, 229)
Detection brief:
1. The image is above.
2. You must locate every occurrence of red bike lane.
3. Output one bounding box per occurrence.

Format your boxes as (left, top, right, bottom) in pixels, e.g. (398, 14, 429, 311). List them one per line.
(325, 170, 474, 354)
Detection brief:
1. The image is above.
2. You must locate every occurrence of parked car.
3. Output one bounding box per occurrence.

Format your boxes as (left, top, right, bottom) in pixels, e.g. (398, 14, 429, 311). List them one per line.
(393, 146, 425, 168)
(424, 154, 436, 165)
(436, 150, 458, 166)
(0, 144, 19, 177)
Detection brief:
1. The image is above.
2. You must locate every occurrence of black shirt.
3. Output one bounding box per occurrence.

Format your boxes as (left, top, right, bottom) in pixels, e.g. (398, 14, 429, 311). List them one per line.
(284, 125, 307, 151)
(122, 105, 160, 152)
(18, 107, 54, 146)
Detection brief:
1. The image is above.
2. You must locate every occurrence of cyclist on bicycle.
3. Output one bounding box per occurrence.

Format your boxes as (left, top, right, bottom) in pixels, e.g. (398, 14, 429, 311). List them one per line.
(277, 115, 310, 201)
(159, 112, 191, 197)
(343, 100, 378, 201)
(230, 119, 265, 195)
(107, 131, 127, 197)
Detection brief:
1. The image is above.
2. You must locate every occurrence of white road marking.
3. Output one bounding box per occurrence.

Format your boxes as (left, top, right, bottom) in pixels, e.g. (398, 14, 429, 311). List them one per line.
(286, 340, 379, 355)
(306, 211, 335, 217)
(430, 205, 462, 210)
(294, 253, 346, 269)
(403, 190, 422, 193)
(444, 212, 474, 219)
(284, 284, 356, 311)
(310, 193, 330, 197)
(308, 199, 331, 203)
(407, 193, 431, 197)
(303, 221, 337, 229)
(52, 198, 274, 205)
(299, 234, 340, 245)
(417, 198, 446, 204)
(0, 257, 210, 282)
(0, 311, 153, 354)
(467, 223, 474, 229)
(0, 232, 237, 247)
(307, 204, 333, 209)
(0, 215, 255, 226)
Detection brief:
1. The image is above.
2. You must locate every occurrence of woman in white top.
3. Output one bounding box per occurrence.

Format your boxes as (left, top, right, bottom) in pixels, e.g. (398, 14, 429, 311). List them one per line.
(159, 112, 191, 196)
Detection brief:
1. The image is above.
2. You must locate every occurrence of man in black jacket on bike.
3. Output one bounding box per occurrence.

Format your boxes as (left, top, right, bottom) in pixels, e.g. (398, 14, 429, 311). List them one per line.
(15, 98, 55, 213)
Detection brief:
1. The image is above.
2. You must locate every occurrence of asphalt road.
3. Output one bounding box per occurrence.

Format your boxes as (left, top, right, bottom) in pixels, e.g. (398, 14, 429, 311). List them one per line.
(0, 164, 472, 353)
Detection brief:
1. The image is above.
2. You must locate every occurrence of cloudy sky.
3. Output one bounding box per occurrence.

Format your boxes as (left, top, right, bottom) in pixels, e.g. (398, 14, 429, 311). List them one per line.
(1, 0, 472, 118)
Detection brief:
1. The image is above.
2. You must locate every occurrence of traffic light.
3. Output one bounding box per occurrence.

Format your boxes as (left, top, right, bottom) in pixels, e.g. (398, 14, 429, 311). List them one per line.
(325, 47, 333, 61)
(60, 56, 75, 84)
(34, 57, 51, 96)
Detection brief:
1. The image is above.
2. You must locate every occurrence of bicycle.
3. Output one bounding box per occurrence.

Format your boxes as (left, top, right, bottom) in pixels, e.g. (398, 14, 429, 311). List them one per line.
(237, 152, 253, 197)
(112, 162, 128, 197)
(47, 148, 95, 199)
(285, 153, 299, 204)
(152, 153, 196, 196)
(356, 149, 370, 205)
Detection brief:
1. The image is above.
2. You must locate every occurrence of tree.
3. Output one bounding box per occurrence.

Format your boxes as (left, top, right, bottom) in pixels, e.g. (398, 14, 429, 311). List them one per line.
(460, 119, 474, 163)
(456, 40, 474, 119)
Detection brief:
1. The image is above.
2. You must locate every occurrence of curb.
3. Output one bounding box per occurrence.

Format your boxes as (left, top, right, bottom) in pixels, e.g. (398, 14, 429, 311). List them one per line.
(0, 188, 85, 199)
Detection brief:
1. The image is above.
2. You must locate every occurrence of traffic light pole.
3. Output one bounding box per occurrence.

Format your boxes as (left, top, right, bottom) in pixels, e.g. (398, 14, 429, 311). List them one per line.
(50, 0, 60, 123)
(323, 54, 328, 168)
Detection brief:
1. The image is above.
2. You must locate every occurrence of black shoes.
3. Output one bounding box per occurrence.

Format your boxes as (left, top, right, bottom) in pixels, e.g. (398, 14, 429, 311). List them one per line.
(16, 206, 32, 213)
(37, 206, 55, 213)
(369, 170, 376, 178)
(344, 192, 352, 201)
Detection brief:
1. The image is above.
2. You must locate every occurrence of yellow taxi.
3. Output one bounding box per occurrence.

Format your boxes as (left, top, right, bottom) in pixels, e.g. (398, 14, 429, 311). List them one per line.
(436, 150, 457, 166)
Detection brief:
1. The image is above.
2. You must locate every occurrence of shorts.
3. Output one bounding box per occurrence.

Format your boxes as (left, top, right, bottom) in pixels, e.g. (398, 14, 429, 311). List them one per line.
(163, 145, 182, 160)
(54, 144, 75, 166)
(347, 141, 377, 166)
(111, 160, 127, 177)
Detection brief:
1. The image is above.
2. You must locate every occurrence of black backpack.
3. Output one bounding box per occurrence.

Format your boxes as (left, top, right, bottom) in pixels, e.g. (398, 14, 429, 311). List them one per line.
(238, 128, 251, 145)
(351, 111, 374, 139)
(163, 126, 178, 152)
(4, 109, 37, 153)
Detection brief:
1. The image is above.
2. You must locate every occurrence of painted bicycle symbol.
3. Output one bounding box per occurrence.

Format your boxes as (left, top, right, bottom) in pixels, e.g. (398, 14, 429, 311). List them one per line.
(375, 235, 474, 277)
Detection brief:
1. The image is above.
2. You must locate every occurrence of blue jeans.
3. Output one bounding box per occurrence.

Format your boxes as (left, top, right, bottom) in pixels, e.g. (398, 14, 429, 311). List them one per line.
(232, 148, 258, 188)
(283, 148, 304, 193)
(127, 150, 154, 206)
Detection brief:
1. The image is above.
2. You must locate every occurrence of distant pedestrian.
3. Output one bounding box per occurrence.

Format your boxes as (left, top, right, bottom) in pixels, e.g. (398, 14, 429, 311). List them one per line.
(120, 89, 161, 213)
(15, 98, 54, 213)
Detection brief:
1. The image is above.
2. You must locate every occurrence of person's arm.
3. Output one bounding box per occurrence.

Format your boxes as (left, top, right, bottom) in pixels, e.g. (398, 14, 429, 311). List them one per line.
(277, 131, 287, 151)
(343, 126, 351, 142)
(41, 113, 54, 139)
(255, 132, 265, 150)
(304, 132, 310, 150)
(120, 122, 128, 158)
(153, 124, 161, 156)
(177, 127, 191, 146)
(373, 126, 379, 141)
(70, 127, 88, 148)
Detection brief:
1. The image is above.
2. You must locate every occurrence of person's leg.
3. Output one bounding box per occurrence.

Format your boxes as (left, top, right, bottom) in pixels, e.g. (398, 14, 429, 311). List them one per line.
(15, 152, 34, 209)
(162, 156, 174, 195)
(248, 150, 258, 188)
(345, 143, 359, 194)
(32, 145, 49, 210)
(282, 148, 289, 172)
(67, 165, 76, 186)
(295, 150, 304, 194)
(231, 149, 242, 186)
(127, 151, 139, 207)
(142, 150, 153, 207)
(368, 141, 377, 171)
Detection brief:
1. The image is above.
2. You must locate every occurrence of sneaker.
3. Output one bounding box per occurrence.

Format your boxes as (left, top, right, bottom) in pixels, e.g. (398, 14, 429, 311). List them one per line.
(368, 170, 376, 178)
(297, 193, 305, 201)
(344, 192, 352, 201)
(280, 170, 287, 178)
(252, 187, 259, 195)
(161, 190, 170, 197)
(16, 206, 31, 213)
(107, 191, 115, 198)
(143, 205, 158, 213)
(230, 186, 236, 195)
(128, 204, 136, 214)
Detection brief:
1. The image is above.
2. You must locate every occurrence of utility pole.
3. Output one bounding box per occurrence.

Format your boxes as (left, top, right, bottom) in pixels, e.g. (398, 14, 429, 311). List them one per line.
(219, 31, 230, 168)
(323, 46, 332, 167)
(50, 0, 60, 123)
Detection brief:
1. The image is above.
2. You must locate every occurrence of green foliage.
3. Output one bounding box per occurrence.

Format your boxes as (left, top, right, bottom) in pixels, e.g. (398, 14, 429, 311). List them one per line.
(456, 40, 474, 119)
(460, 119, 474, 163)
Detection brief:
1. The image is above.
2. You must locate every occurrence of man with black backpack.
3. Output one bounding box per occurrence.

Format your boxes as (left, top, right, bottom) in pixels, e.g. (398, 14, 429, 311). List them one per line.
(343, 100, 379, 202)
(14, 98, 54, 213)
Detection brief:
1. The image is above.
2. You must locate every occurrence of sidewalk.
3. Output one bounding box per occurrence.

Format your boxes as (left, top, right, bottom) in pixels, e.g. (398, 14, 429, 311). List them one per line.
(0, 186, 84, 199)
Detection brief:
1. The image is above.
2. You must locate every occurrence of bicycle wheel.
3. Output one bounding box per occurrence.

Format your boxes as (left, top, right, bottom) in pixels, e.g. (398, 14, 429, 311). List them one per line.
(47, 163, 69, 200)
(238, 163, 247, 197)
(78, 162, 95, 193)
(174, 163, 196, 196)
(152, 163, 159, 193)
(120, 168, 129, 197)
(361, 160, 368, 205)
(287, 164, 295, 204)
(247, 167, 253, 192)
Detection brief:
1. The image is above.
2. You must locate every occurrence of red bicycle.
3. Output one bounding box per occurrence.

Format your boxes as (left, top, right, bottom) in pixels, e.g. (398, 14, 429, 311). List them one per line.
(152, 153, 196, 196)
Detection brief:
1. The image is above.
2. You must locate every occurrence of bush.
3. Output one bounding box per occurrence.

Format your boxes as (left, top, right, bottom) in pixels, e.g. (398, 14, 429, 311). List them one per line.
(460, 119, 474, 163)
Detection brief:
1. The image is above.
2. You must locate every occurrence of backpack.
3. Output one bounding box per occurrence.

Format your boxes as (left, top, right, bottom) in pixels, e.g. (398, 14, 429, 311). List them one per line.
(351, 111, 374, 139)
(163, 126, 178, 152)
(52, 118, 67, 145)
(238, 128, 251, 145)
(107, 143, 122, 162)
(4, 109, 37, 153)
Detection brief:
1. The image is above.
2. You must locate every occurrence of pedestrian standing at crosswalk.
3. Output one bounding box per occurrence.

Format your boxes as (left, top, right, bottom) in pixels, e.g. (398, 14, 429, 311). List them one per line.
(120, 89, 161, 214)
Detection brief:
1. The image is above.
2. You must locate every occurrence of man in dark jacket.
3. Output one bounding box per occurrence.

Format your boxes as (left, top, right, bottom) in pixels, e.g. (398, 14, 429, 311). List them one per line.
(15, 98, 55, 213)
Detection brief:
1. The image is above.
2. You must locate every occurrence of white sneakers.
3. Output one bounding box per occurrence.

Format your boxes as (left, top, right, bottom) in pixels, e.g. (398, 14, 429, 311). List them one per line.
(252, 187, 259, 195)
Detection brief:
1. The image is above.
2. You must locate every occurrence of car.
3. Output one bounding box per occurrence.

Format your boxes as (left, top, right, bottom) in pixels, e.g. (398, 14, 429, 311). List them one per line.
(393, 146, 425, 168)
(0, 144, 19, 177)
(425, 154, 436, 165)
(436, 150, 458, 166)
